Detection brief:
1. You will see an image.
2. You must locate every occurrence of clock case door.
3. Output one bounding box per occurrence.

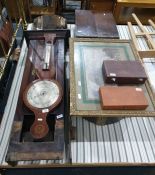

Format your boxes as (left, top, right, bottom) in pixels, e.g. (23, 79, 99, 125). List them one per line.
(6, 29, 70, 164)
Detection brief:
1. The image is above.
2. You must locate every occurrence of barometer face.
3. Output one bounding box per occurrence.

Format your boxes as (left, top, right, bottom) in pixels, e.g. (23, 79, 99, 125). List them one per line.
(23, 79, 62, 111)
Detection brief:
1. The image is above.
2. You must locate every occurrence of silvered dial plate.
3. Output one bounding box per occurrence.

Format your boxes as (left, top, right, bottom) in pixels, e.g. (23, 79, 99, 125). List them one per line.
(26, 80, 60, 108)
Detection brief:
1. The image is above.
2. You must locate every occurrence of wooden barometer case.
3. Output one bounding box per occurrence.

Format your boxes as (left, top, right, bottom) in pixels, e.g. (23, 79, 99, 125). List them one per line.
(6, 29, 70, 162)
(23, 32, 64, 139)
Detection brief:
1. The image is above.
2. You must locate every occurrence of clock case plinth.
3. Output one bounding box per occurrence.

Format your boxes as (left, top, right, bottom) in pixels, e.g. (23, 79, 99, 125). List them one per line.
(6, 29, 70, 164)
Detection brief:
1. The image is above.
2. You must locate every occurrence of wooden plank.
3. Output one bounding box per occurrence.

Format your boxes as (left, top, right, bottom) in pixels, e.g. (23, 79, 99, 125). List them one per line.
(132, 13, 155, 49)
(127, 14, 155, 58)
(6, 117, 64, 162)
(138, 50, 155, 58)
(135, 32, 155, 36)
(117, 0, 155, 6)
(148, 19, 155, 30)
(127, 22, 139, 50)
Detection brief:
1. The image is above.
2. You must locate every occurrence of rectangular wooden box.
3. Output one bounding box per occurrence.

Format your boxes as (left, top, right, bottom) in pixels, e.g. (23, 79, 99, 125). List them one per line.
(102, 60, 147, 84)
(99, 86, 148, 110)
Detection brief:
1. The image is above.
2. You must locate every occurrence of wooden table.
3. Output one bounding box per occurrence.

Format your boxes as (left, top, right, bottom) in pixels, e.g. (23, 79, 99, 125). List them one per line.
(113, 0, 155, 24)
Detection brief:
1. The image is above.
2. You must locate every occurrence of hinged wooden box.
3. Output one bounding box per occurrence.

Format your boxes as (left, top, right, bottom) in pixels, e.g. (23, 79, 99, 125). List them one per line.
(102, 60, 147, 84)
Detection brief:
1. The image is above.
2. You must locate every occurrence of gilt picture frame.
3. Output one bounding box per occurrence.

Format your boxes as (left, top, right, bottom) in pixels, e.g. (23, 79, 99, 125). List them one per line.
(69, 38, 155, 117)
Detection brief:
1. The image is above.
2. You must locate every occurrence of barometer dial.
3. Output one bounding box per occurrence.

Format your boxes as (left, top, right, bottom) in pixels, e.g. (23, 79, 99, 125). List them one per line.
(23, 79, 63, 139)
(26, 80, 60, 109)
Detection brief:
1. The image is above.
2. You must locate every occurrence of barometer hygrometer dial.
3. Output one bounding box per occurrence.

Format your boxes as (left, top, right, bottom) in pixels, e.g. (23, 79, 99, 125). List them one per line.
(23, 79, 63, 139)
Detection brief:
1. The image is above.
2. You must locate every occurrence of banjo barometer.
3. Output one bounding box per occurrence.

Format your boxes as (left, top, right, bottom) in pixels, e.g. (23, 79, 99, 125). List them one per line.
(23, 79, 63, 139)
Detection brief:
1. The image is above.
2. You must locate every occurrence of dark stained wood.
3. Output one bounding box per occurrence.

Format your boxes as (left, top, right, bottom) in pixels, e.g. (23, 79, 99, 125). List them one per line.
(4, 0, 29, 20)
(24, 30, 70, 52)
(102, 60, 147, 84)
(6, 120, 64, 161)
(6, 30, 70, 163)
(75, 10, 119, 38)
(89, 1, 113, 11)
(23, 34, 64, 140)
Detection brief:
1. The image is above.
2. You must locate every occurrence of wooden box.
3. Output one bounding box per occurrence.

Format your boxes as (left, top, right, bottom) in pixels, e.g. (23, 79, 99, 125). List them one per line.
(99, 86, 148, 110)
(102, 60, 147, 84)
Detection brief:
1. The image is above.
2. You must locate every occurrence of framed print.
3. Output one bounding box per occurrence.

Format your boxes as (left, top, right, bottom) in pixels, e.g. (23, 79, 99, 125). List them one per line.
(69, 38, 155, 117)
